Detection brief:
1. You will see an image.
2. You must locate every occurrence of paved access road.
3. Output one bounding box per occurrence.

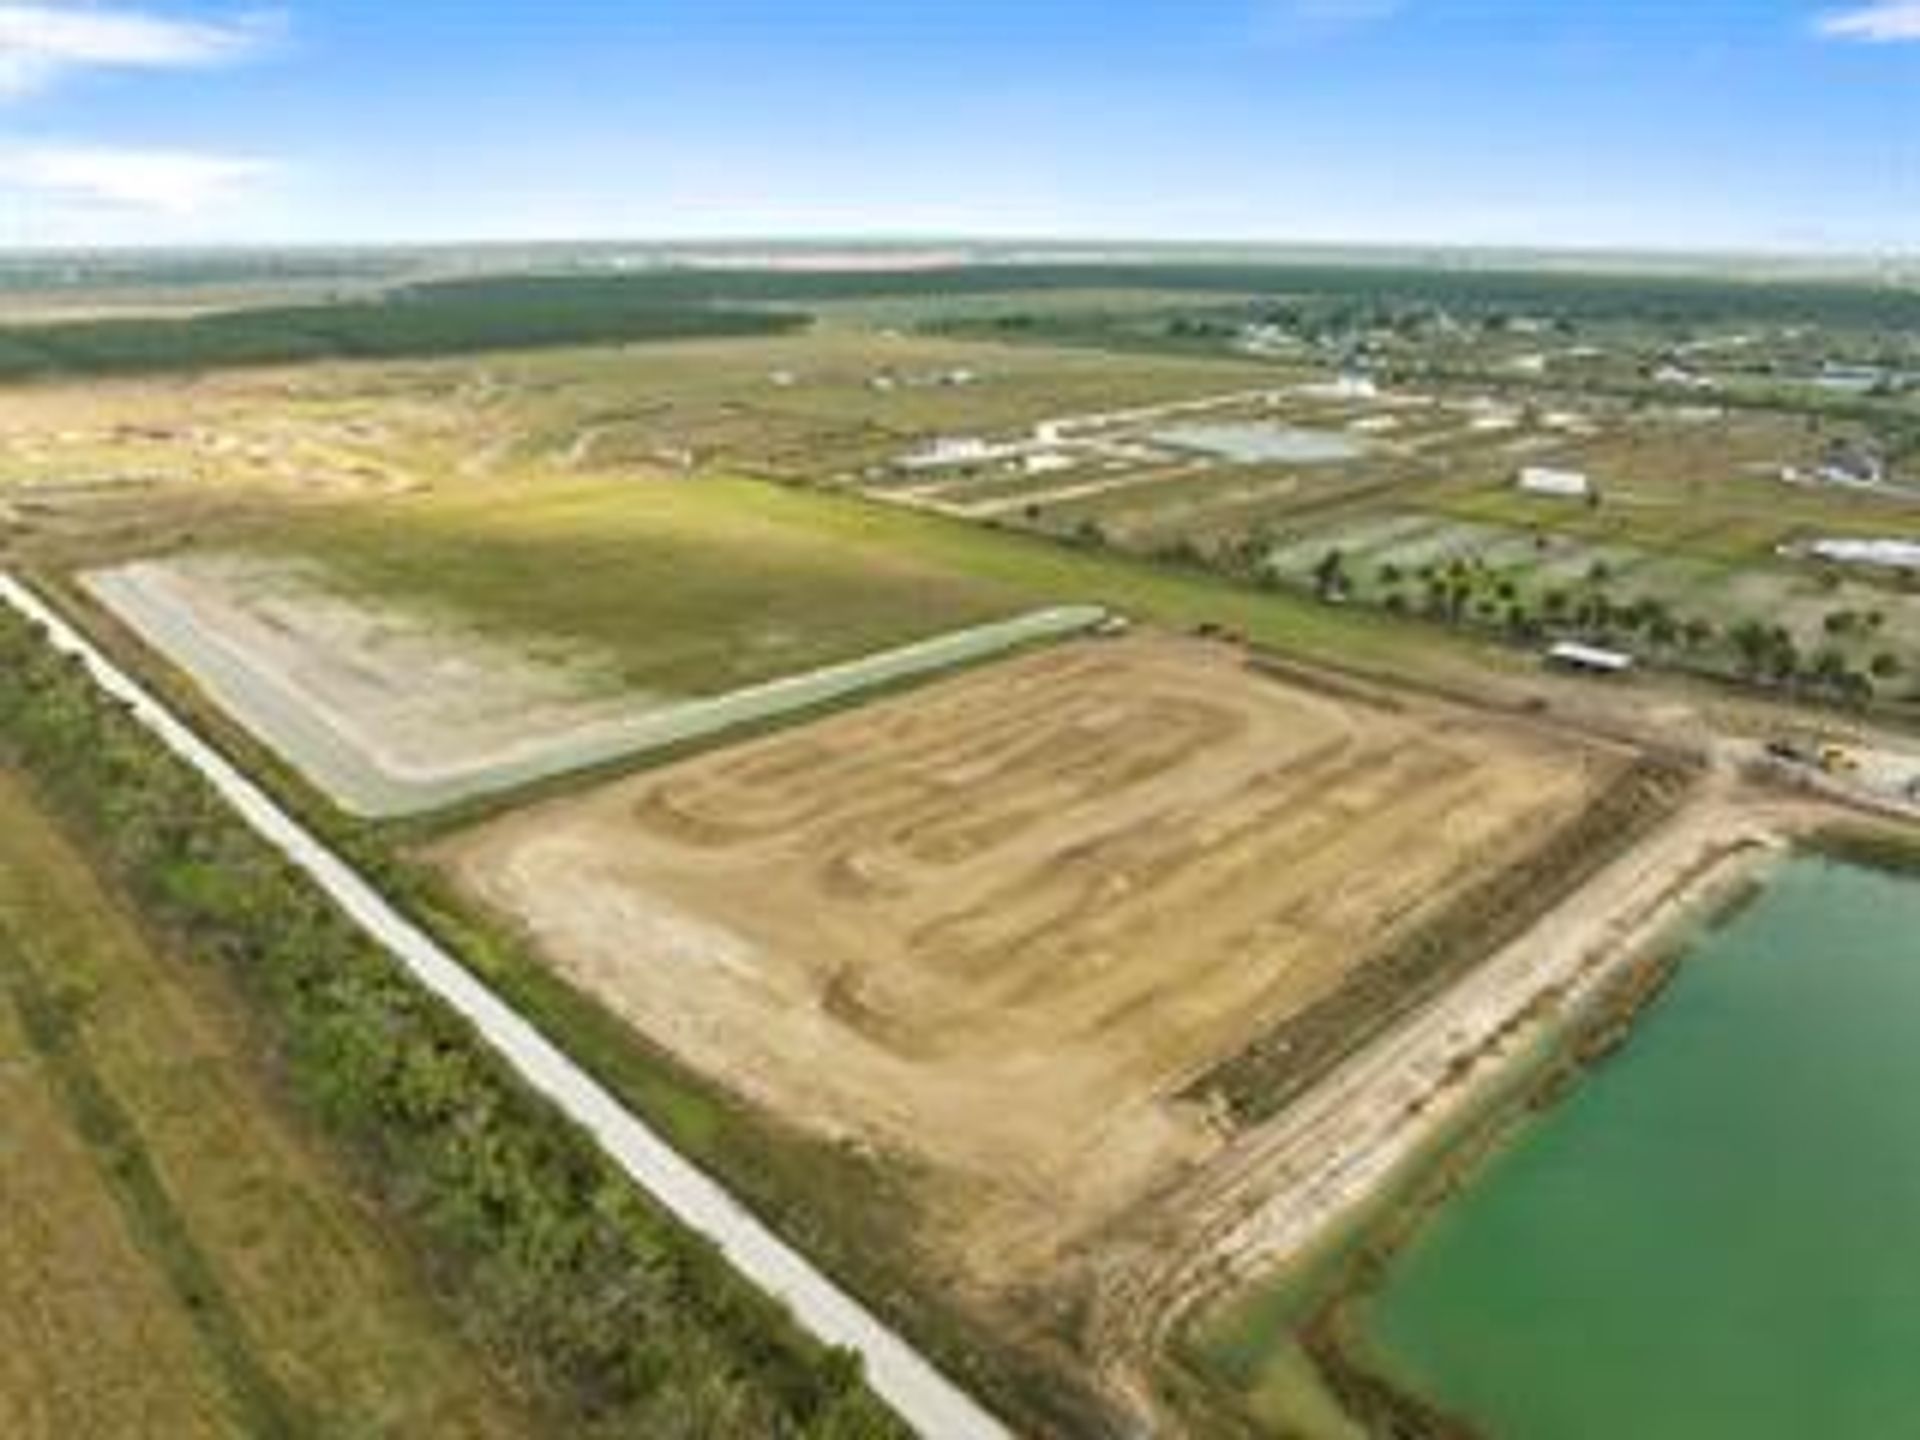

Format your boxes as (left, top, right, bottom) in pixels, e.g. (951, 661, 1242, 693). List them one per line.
(0, 573, 1012, 1440)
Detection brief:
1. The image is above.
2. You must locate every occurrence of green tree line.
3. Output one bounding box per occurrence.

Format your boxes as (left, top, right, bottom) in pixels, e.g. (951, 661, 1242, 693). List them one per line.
(421, 265, 1920, 331)
(0, 288, 806, 381)
(0, 604, 904, 1440)
(3, 260, 1910, 385)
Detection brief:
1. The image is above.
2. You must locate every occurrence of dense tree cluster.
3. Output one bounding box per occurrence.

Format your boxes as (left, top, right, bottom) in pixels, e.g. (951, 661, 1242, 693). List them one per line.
(0, 260, 1911, 385)
(424, 266, 1920, 332)
(0, 289, 805, 381)
(0, 606, 902, 1440)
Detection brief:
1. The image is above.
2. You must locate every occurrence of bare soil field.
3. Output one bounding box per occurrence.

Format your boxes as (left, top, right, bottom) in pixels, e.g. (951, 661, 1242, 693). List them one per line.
(437, 635, 1618, 1291)
(106, 551, 644, 759)
(83, 552, 646, 815)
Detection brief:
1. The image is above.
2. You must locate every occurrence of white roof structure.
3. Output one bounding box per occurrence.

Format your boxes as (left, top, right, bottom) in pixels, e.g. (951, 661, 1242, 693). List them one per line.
(1023, 451, 1076, 476)
(1518, 465, 1592, 498)
(1653, 364, 1715, 390)
(1548, 641, 1635, 674)
(1807, 538, 1920, 571)
(896, 436, 1000, 471)
(1300, 373, 1379, 401)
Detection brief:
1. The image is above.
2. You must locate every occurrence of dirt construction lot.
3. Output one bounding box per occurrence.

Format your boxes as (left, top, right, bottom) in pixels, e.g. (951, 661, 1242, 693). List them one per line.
(438, 636, 1616, 1288)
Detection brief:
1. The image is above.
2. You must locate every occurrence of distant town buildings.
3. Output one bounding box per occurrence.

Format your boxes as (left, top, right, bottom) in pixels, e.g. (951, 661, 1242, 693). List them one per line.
(897, 436, 1001, 471)
(868, 368, 979, 394)
(1022, 451, 1076, 477)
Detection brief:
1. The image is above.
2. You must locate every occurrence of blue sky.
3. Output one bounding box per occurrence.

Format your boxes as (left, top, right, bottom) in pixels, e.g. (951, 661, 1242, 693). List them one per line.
(0, 0, 1913, 252)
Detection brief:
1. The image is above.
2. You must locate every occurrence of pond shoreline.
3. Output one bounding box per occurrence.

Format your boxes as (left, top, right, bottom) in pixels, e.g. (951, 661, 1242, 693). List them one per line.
(1182, 810, 1833, 1436)
(1303, 836, 1920, 1437)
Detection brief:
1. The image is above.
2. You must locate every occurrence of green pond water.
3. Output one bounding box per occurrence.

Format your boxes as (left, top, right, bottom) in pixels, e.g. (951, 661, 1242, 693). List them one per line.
(1365, 859, 1920, 1439)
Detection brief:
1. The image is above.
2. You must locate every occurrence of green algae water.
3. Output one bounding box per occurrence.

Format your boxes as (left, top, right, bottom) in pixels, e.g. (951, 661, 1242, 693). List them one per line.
(1364, 859, 1920, 1439)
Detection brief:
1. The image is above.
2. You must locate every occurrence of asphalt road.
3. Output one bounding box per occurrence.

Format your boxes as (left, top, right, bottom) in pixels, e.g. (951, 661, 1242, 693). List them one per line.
(0, 572, 1013, 1440)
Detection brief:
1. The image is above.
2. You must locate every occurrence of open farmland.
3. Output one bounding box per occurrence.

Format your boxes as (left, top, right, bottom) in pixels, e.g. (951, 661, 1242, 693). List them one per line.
(0, 773, 528, 1440)
(428, 327, 1292, 485)
(1266, 506, 1920, 683)
(856, 373, 1854, 553)
(843, 361, 1920, 710)
(436, 635, 1619, 1298)
(0, 327, 1291, 574)
(251, 476, 1035, 691)
(11, 259, 1919, 1435)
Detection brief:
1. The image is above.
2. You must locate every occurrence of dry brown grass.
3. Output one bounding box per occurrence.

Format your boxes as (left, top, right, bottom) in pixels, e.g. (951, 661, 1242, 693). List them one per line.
(0, 773, 531, 1439)
(0, 975, 239, 1438)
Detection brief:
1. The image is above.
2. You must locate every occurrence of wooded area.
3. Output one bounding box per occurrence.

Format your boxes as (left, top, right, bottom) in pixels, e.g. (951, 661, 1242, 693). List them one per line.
(0, 604, 903, 1440)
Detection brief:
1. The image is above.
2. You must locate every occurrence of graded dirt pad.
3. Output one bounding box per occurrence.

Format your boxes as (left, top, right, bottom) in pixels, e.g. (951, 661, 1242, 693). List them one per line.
(86, 544, 1085, 817)
(85, 552, 648, 815)
(439, 636, 1615, 1288)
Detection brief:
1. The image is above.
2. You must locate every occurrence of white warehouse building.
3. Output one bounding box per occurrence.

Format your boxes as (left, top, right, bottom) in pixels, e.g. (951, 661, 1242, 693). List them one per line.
(1517, 465, 1593, 500)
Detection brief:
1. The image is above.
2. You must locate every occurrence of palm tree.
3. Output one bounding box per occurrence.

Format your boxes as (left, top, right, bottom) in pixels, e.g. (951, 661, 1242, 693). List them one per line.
(1313, 548, 1349, 601)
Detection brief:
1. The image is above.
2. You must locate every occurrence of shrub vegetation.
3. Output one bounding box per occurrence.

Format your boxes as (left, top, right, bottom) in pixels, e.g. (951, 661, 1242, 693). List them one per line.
(0, 603, 903, 1440)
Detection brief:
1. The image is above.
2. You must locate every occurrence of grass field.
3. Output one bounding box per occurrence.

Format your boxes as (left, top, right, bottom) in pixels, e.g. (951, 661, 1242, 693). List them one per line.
(77, 468, 1558, 823)
(259, 475, 1032, 694)
(0, 326, 1293, 575)
(0, 772, 529, 1439)
(28, 322, 1899, 715)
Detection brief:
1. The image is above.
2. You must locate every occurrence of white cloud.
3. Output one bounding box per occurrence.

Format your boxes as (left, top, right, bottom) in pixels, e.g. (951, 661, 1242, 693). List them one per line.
(1817, 1, 1920, 42)
(0, 4, 276, 98)
(0, 141, 272, 212)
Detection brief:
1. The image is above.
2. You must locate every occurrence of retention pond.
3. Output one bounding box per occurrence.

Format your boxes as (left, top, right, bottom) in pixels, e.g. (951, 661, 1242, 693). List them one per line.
(1150, 423, 1365, 465)
(1359, 857, 1920, 1438)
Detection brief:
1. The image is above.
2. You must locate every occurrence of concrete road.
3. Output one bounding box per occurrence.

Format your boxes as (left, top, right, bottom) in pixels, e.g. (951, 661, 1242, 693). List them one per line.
(0, 573, 1012, 1440)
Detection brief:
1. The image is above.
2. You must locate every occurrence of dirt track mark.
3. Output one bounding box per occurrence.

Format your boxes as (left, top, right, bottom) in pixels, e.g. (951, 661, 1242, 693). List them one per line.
(440, 635, 1613, 1296)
